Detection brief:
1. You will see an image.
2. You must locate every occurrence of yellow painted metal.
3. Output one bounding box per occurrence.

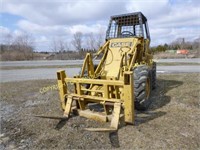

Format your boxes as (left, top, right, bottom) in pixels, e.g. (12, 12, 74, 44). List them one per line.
(84, 102, 121, 132)
(123, 72, 134, 124)
(65, 78, 124, 86)
(57, 70, 67, 110)
(94, 40, 110, 57)
(80, 53, 94, 78)
(84, 128, 117, 132)
(56, 16, 153, 130)
(70, 94, 122, 103)
(63, 95, 73, 117)
(78, 109, 107, 122)
(95, 48, 109, 76)
(110, 103, 121, 129)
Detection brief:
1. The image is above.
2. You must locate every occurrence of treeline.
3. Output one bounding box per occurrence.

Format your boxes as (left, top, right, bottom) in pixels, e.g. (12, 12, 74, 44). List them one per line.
(151, 38, 200, 53)
(46, 49, 97, 60)
(50, 31, 104, 54)
(47, 31, 104, 60)
(0, 30, 105, 61)
(0, 33, 34, 61)
(1, 31, 199, 61)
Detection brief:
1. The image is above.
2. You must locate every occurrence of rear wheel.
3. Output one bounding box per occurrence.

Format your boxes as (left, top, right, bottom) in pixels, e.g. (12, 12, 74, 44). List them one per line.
(134, 65, 152, 111)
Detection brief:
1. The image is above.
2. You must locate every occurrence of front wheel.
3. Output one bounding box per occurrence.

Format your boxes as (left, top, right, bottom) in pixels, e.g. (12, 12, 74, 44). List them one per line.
(134, 65, 152, 111)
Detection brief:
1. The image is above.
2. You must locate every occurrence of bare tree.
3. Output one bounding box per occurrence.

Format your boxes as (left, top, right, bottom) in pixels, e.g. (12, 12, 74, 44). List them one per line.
(3, 33, 13, 50)
(58, 39, 65, 52)
(86, 32, 96, 50)
(14, 33, 34, 48)
(13, 33, 34, 60)
(58, 39, 65, 59)
(193, 37, 200, 50)
(96, 28, 105, 49)
(1, 33, 13, 59)
(71, 32, 83, 51)
(50, 38, 68, 53)
(65, 41, 70, 51)
(50, 37, 68, 59)
(50, 38, 58, 53)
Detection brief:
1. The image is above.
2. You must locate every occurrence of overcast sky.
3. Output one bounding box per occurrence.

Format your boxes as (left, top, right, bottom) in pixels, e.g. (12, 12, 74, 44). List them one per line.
(0, 0, 199, 51)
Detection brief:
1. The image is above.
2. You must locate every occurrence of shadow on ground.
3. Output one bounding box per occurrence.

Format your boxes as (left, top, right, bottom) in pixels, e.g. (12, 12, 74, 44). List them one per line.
(135, 78, 183, 125)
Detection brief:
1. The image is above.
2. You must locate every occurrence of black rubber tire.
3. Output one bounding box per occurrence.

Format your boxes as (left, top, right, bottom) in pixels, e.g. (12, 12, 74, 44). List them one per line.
(134, 65, 152, 111)
(152, 62, 156, 90)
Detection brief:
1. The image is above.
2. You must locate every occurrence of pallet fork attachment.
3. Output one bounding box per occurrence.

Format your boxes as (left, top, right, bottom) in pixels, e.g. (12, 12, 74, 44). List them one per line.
(54, 69, 134, 131)
(34, 99, 122, 132)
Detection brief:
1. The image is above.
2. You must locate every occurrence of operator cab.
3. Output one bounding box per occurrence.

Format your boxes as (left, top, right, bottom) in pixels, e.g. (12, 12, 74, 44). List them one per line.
(106, 12, 150, 40)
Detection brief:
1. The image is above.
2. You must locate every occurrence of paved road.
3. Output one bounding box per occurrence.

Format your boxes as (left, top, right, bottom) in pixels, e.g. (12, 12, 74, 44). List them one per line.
(1, 58, 199, 67)
(157, 65, 200, 73)
(156, 58, 200, 63)
(0, 68, 81, 83)
(0, 60, 98, 67)
(0, 65, 199, 83)
(0, 59, 199, 82)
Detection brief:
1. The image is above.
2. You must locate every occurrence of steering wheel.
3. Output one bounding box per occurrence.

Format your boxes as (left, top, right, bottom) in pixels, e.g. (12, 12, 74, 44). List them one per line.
(121, 31, 134, 36)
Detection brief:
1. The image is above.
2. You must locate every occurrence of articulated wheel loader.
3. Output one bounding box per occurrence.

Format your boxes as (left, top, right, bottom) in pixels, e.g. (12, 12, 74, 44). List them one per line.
(37, 12, 156, 131)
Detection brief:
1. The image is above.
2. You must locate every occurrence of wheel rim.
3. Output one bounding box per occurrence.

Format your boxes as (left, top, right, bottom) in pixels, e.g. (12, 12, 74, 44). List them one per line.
(145, 78, 150, 99)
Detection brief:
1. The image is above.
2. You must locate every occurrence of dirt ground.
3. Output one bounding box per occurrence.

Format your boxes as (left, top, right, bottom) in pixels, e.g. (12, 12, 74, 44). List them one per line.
(0, 73, 200, 149)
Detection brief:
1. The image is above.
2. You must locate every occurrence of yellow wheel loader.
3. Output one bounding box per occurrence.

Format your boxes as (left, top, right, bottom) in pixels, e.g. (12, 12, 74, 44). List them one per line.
(37, 12, 156, 132)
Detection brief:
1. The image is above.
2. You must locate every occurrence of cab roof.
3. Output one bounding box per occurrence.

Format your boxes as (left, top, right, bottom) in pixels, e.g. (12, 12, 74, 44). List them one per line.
(110, 12, 147, 26)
